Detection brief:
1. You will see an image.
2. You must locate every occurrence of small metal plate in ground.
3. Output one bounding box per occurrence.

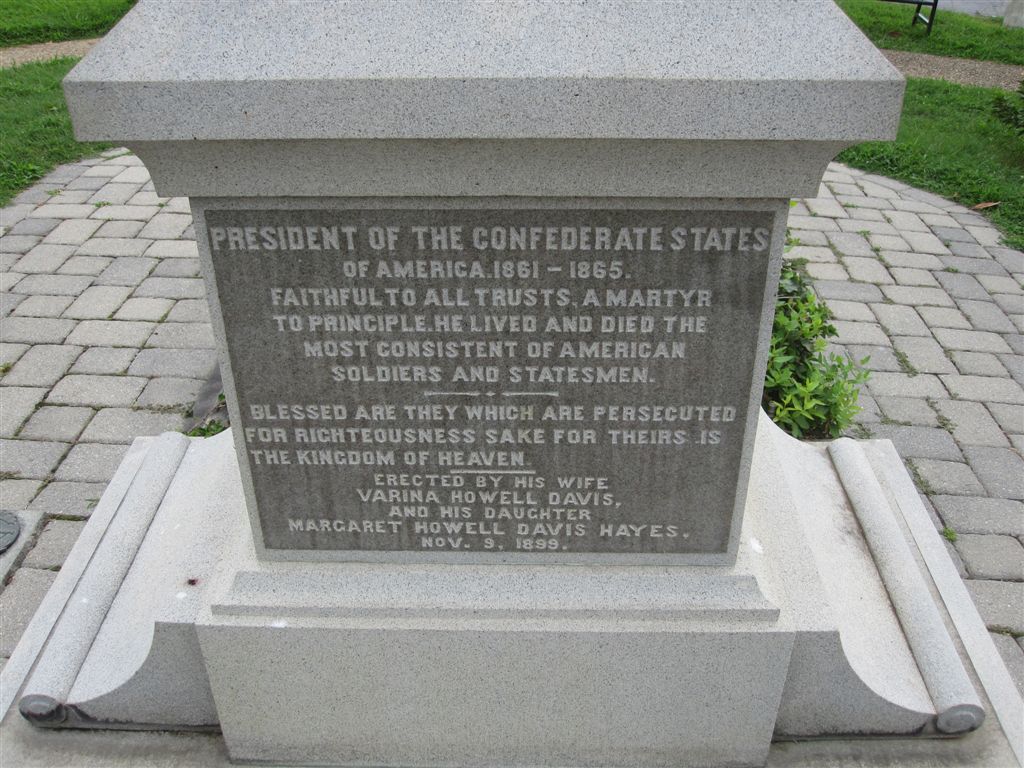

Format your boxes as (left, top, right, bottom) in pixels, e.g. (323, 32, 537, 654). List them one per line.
(0, 512, 21, 554)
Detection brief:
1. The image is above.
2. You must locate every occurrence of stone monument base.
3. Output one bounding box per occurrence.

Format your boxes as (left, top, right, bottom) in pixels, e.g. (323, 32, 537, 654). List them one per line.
(4, 414, 989, 767)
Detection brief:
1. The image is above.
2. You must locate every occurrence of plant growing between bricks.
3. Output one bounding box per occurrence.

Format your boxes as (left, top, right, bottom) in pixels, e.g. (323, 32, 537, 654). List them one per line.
(762, 265, 870, 439)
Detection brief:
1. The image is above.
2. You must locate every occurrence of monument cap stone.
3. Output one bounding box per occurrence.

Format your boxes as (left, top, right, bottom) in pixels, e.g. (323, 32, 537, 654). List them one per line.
(63, 0, 904, 200)
(65, 0, 901, 142)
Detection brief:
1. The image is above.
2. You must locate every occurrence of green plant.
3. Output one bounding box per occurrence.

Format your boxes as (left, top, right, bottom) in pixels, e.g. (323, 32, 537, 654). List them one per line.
(942, 527, 958, 543)
(994, 81, 1024, 139)
(762, 266, 870, 439)
(187, 420, 227, 438)
(835, 0, 1024, 66)
(0, 58, 111, 206)
(0, 0, 135, 47)
(839, 78, 1023, 249)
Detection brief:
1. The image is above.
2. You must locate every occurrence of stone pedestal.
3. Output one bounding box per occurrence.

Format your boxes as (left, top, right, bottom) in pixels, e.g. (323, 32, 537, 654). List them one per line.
(7, 416, 987, 766)
(1, 2, 1001, 766)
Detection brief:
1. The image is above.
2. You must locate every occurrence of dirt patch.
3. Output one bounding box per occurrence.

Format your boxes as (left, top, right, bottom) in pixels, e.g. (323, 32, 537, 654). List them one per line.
(0, 38, 99, 68)
(884, 50, 1024, 90)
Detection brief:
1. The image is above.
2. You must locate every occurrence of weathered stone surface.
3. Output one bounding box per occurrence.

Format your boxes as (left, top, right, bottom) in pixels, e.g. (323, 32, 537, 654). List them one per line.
(940, 374, 1024, 404)
(0, 344, 81, 387)
(870, 303, 929, 337)
(827, 300, 874, 322)
(991, 633, 1024, 696)
(0, 439, 67, 479)
(950, 351, 1008, 378)
(13, 244, 75, 274)
(842, 257, 892, 284)
(0, 568, 57, 656)
(966, 579, 1024, 633)
(806, 263, 849, 281)
(58, 255, 112, 276)
(11, 295, 74, 318)
(134, 276, 205, 299)
(43, 218, 101, 244)
(90, 204, 161, 221)
(880, 285, 955, 307)
(956, 299, 1016, 334)
(878, 250, 943, 269)
(932, 495, 1023, 536)
(0, 479, 43, 510)
(888, 267, 937, 287)
(9, 218, 60, 237)
(79, 408, 185, 444)
(962, 446, 1024, 500)
(812, 281, 885, 303)
(207, 206, 781, 555)
(28, 481, 106, 518)
(911, 459, 985, 496)
(0, 292, 26, 318)
(151, 258, 200, 278)
(94, 219, 145, 238)
(892, 336, 955, 374)
(846, 345, 902, 372)
(933, 272, 989, 301)
(954, 534, 1024, 580)
(47, 374, 147, 407)
(165, 299, 210, 323)
(866, 371, 947, 398)
(87, 183, 143, 206)
(0, 387, 47, 437)
(932, 399, 1008, 448)
(75, 237, 152, 257)
(875, 396, 938, 427)
(987, 403, 1023, 433)
(0, 343, 28, 367)
(63, 285, 133, 320)
(10, 274, 93, 296)
(64, 0, 904, 149)
(93, 256, 157, 286)
(838, 218, 897, 235)
(145, 322, 215, 349)
(869, 424, 961, 461)
(54, 442, 130, 482)
(901, 230, 950, 255)
(3, 236, 49, 254)
(114, 296, 173, 321)
(128, 348, 217, 378)
(826, 232, 872, 257)
(66, 319, 155, 347)
(146, 239, 199, 258)
(939, 256, 1008, 276)
(69, 346, 137, 374)
(139, 213, 191, 239)
(135, 376, 204, 407)
(22, 519, 87, 569)
(18, 405, 94, 443)
(833, 321, 889, 347)
(993, 292, 1024, 316)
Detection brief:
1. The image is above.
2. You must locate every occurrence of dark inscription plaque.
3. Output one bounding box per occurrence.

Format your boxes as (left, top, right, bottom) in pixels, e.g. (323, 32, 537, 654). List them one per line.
(204, 208, 774, 555)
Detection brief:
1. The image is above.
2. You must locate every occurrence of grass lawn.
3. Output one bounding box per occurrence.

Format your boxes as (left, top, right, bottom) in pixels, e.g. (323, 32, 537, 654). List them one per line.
(0, 0, 134, 47)
(836, 0, 1024, 65)
(839, 77, 1024, 249)
(0, 57, 110, 206)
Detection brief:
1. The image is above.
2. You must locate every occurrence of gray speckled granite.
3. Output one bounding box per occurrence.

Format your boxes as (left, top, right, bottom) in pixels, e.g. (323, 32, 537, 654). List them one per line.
(64, 0, 903, 143)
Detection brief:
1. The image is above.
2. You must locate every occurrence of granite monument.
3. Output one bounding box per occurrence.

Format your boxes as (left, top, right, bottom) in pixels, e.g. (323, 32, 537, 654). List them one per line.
(0, 2, 1004, 767)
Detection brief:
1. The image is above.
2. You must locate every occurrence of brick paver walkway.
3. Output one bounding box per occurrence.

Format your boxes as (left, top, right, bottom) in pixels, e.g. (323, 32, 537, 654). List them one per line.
(1, 154, 1022, 697)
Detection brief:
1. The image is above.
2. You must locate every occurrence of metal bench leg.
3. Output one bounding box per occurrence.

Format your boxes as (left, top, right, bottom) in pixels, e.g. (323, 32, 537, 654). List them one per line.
(925, 0, 938, 34)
